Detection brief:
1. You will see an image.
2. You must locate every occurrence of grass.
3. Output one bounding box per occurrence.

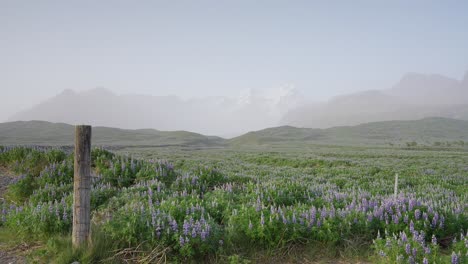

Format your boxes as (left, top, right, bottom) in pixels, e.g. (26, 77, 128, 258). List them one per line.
(0, 226, 118, 264)
(1, 141, 466, 263)
(0, 229, 372, 263)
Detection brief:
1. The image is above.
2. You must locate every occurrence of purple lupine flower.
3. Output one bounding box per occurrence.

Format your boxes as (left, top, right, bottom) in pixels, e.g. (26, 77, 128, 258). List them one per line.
(171, 219, 178, 232)
(183, 220, 190, 236)
(310, 207, 316, 225)
(282, 215, 288, 225)
(423, 257, 429, 264)
(405, 243, 411, 255)
(416, 231, 425, 244)
(63, 209, 68, 221)
(179, 235, 185, 247)
(451, 252, 459, 264)
(385, 239, 391, 248)
(151, 211, 156, 227)
(432, 212, 438, 228)
(392, 214, 399, 224)
(260, 213, 265, 226)
(439, 215, 445, 229)
(415, 209, 421, 220)
(256, 197, 262, 212)
(409, 199, 416, 211)
(378, 250, 386, 257)
(191, 227, 197, 238)
(321, 207, 327, 219)
(423, 212, 428, 221)
(401, 231, 408, 242)
(431, 235, 437, 245)
(424, 246, 431, 254)
(396, 254, 403, 262)
(1, 207, 6, 222)
(200, 229, 207, 241)
(410, 220, 415, 234)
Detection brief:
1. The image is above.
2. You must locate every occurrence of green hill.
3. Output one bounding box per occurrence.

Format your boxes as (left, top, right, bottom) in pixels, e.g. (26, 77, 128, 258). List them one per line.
(1, 118, 467, 147)
(230, 117, 468, 146)
(0, 121, 225, 146)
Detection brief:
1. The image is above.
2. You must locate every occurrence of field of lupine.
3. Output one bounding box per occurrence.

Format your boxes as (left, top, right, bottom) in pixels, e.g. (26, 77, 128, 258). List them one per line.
(0, 145, 467, 263)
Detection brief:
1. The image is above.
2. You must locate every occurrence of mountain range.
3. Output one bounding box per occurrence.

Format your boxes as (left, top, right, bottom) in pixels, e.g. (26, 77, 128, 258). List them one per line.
(281, 72, 468, 128)
(9, 87, 302, 137)
(7, 71, 468, 136)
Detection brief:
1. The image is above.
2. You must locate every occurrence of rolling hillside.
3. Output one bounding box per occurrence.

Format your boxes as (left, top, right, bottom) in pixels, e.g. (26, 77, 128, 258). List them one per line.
(1, 118, 467, 147)
(230, 117, 468, 146)
(0, 121, 225, 146)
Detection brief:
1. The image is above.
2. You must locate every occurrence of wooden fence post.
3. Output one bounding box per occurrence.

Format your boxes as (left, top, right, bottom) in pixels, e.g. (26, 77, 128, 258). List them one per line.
(394, 173, 399, 199)
(72, 125, 92, 248)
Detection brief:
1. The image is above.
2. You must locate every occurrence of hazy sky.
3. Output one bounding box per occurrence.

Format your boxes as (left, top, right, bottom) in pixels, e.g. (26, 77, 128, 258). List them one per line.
(1, 0, 468, 122)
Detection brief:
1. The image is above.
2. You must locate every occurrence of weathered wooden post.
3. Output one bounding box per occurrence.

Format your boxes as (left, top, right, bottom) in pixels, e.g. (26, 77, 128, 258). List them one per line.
(73, 125, 92, 248)
(394, 173, 399, 199)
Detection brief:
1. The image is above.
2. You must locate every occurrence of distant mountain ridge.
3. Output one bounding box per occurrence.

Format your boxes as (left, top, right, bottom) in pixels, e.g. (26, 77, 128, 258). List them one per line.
(281, 72, 468, 128)
(7, 71, 468, 134)
(9, 87, 302, 137)
(1, 117, 467, 147)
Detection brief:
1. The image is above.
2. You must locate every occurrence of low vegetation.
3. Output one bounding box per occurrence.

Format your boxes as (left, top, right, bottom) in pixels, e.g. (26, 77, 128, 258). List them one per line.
(0, 145, 466, 263)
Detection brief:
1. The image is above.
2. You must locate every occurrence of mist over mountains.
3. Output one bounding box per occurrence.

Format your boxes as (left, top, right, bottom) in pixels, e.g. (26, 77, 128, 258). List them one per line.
(281, 72, 468, 128)
(8, 71, 468, 136)
(9, 86, 302, 136)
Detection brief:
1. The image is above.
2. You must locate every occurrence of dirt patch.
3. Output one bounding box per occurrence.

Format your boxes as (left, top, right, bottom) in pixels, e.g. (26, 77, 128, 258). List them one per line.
(0, 250, 26, 264)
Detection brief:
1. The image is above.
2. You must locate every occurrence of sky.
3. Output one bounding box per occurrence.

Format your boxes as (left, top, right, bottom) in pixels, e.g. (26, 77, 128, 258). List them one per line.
(1, 0, 468, 122)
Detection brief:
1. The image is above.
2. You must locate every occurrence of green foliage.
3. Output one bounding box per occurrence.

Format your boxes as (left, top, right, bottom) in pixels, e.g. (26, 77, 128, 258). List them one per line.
(4, 200, 71, 238)
(0, 144, 466, 263)
(37, 227, 116, 264)
(6, 174, 36, 202)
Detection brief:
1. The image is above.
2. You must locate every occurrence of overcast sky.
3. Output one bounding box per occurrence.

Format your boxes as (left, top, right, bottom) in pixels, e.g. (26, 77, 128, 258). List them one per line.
(1, 0, 468, 122)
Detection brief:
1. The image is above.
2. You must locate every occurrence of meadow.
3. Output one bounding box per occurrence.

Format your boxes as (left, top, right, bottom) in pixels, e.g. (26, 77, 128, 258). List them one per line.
(0, 144, 467, 263)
